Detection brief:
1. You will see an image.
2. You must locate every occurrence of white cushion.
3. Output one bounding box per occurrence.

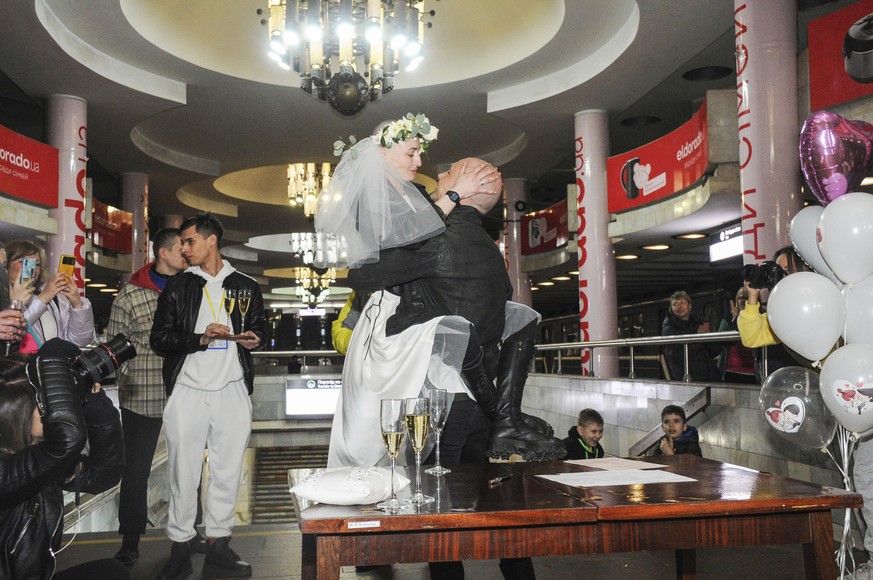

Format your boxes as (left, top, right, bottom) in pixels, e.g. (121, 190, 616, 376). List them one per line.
(289, 466, 410, 505)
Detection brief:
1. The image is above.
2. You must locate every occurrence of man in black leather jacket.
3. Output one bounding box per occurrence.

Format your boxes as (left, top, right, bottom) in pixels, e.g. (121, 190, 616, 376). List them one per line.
(0, 342, 126, 580)
(150, 212, 266, 580)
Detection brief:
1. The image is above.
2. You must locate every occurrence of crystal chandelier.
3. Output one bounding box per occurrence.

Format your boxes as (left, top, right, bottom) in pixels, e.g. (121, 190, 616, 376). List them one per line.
(260, 0, 433, 116)
(288, 162, 331, 218)
(291, 266, 336, 305)
(288, 232, 341, 266)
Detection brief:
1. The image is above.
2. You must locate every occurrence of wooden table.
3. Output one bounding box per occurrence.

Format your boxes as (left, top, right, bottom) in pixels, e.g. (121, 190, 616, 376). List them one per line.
(291, 456, 861, 579)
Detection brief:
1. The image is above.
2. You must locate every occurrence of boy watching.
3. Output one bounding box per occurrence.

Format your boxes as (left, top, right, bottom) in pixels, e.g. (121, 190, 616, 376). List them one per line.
(562, 408, 605, 459)
(656, 404, 702, 456)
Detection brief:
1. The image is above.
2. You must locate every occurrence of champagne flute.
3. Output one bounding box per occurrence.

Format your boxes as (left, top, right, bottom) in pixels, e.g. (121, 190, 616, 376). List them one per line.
(222, 288, 237, 331)
(405, 396, 434, 505)
(376, 399, 406, 513)
(2, 299, 24, 356)
(237, 288, 251, 334)
(425, 389, 450, 476)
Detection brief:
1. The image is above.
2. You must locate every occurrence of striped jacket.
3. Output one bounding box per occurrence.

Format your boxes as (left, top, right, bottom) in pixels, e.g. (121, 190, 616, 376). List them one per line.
(107, 263, 168, 417)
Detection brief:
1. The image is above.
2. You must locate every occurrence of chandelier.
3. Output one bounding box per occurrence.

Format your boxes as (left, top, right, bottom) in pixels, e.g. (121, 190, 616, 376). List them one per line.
(260, 0, 433, 116)
(291, 266, 336, 305)
(288, 162, 331, 218)
(288, 232, 342, 266)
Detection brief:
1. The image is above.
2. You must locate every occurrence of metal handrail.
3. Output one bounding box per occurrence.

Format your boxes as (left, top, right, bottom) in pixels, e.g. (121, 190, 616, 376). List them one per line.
(535, 330, 751, 381)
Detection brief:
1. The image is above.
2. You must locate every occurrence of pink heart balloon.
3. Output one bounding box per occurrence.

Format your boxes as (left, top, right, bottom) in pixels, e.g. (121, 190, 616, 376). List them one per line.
(799, 110, 873, 206)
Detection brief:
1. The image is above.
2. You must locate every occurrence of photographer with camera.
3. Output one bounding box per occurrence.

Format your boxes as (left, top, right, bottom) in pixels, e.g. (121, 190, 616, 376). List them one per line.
(738, 246, 810, 382)
(0, 338, 127, 579)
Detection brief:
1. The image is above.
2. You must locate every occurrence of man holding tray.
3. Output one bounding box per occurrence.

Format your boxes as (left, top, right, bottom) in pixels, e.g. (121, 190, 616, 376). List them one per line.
(151, 212, 266, 579)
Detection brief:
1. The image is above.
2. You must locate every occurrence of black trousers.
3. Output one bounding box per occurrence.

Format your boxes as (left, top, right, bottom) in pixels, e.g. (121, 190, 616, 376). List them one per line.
(425, 395, 536, 580)
(117, 407, 163, 537)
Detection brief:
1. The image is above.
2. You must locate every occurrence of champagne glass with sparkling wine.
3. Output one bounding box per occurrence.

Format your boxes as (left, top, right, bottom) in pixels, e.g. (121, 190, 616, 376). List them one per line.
(405, 396, 434, 505)
(425, 389, 450, 476)
(237, 288, 251, 333)
(222, 288, 237, 330)
(377, 399, 406, 513)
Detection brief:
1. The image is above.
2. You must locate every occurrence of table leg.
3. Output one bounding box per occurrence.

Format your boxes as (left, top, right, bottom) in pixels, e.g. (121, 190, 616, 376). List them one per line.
(675, 548, 696, 579)
(301, 533, 317, 580)
(802, 511, 838, 580)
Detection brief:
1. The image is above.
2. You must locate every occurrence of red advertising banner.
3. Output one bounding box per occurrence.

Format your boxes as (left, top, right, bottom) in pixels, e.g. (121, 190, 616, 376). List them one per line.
(809, 0, 873, 111)
(0, 124, 58, 207)
(521, 200, 569, 255)
(92, 199, 132, 254)
(607, 100, 708, 213)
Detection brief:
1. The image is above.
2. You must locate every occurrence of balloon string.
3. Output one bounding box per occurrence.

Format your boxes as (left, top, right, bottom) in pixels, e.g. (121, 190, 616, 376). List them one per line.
(829, 426, 858, 578)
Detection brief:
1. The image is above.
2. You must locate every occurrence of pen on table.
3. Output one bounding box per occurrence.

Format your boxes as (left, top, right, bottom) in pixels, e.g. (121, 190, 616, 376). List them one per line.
(488, 475, 513, 487)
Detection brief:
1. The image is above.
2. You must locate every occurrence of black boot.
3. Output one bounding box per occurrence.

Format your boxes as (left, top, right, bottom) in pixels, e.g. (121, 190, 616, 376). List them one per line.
(487, 338, 566, 461)
(157, 541, 193, 580)
(203, 536, 252, 578)
(520, 413, 554, 437)
(461, 349, 498, 420)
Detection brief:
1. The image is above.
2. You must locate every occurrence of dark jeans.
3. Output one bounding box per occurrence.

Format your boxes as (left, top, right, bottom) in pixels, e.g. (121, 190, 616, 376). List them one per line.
(426, 395, 536, 580)
(118, 408, 164, 537)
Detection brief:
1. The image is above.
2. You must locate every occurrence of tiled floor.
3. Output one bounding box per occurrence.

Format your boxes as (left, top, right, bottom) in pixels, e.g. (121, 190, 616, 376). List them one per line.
(56, 523, 846, 579)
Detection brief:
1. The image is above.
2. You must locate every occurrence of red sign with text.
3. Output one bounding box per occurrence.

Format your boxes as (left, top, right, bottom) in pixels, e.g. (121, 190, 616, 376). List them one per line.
(607, 100, 708, 213)
(521, 200, 569, 255)
(809, 0, 873, 111)
(0, 124, 58, 207)
(92, 199, 132, 254)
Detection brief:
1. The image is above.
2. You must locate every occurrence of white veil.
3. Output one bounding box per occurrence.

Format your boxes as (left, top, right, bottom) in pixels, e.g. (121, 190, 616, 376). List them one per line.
(312, 137, 445, 269)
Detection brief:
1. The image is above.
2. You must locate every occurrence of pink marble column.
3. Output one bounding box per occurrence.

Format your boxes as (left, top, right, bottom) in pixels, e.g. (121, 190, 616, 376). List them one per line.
(574, 109, 618, 377)
(503, 178, 533, 307)
(122, 173, 149, 272)
(734, 0, 802, 262)
(45, 95, 87, 291)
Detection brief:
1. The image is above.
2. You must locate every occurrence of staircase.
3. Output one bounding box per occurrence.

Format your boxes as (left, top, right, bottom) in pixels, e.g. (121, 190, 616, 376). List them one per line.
(251, 445, 329, 524)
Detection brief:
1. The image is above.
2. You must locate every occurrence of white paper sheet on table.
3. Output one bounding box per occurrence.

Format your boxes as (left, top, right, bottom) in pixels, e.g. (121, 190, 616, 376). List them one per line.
(537, 470, 697, 487)
(564, 457, 666, 471)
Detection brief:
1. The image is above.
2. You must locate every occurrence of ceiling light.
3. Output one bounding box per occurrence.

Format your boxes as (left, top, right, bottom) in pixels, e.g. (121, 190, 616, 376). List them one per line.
(862, 176, 873, 186)
(673, 233, 706, 240)
(616, 254, 639, 260)
(537, 281, 555, 286)
(288, 162, 331, 217)
(291, 266, 336, 306)
(641, 244, 671, 251)
(99, 287, 117, 293)
(531, 286, 539, 291)
(87, 283, 107, 288)
(552, 276, 571, 281)
(260, 1, 434, 116)
(567, 270, 579, 276)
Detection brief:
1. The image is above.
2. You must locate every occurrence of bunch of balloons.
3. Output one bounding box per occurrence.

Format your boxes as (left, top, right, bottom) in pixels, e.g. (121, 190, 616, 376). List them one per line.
(761, 110, 873, 442)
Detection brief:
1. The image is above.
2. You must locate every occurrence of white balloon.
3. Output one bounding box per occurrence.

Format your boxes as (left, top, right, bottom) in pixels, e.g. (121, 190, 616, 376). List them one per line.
(789, 205, 840, 284)
(842, 274, 873, 344)
(767, 272, 845, 362)
(817, 191, 873, 284)
(820, 344, 873, 435)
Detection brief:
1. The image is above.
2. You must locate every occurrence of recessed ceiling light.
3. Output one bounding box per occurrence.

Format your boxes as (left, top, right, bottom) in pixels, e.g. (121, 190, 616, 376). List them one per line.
(87, 283, 107, 288)
(531, 286, 539, 291)
(620, 115, 661, 127)
(99, 288, 117, 293)
(567, 270, 579, 276)
(682, 66, 733, 82)
(641, 244, 671, 251)
(616, 254, 639, 260)
(552, 276, 571, 281)
(673, 233, 706, 240)
(537, 281, 555, 286)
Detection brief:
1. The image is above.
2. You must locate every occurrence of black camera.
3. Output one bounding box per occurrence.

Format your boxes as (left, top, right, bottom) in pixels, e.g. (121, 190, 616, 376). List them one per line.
(71, 333, 137, 392)
(742, 261, 786, 289)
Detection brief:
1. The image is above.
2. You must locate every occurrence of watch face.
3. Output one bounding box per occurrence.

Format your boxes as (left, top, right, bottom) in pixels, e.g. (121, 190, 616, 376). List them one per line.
(448, 190, 460, 204)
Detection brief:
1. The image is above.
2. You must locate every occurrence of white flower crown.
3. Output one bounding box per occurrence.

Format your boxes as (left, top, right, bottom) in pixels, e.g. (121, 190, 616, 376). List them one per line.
(376, 113, 439, 152)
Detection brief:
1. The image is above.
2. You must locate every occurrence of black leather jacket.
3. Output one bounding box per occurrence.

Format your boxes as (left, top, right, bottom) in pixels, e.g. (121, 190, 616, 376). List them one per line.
(348, 205, 513, 347)
(0, 360, 124, 580)
(150, 269, 267, 395)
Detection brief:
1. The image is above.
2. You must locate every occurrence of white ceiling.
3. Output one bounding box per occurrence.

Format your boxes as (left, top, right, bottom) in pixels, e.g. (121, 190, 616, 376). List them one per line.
(0, 0, 852, 318)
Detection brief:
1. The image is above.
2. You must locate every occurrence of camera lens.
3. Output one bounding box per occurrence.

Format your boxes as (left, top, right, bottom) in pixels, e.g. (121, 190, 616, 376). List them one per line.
(73, 334, 137, 392)
(741, 264, 759, 282)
